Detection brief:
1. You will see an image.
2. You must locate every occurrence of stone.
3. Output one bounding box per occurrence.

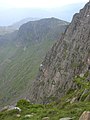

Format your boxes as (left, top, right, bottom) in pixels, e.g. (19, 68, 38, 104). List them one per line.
(59, 117, 73, 120)
(79, 111, 90, 120)
(42, 117, 49, 120)
(25, 114, 33, 118)
(70, 97, 77, 104)
(79, 73, 84, 77)
(1, 105, 21, 112)
(7, 106, 21, 112)
(16, 114, 21, 117)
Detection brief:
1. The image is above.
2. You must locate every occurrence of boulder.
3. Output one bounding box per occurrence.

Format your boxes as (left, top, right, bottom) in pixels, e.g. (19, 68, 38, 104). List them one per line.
(79, 111, 90, 120)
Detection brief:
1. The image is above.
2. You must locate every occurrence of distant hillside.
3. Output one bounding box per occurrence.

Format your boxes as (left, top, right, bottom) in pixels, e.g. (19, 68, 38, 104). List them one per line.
(17, 17, 69, 45)
(0, 26, 16, 35)
(0, 17, 69, 108)
(11, 17, 40, 29)
(0, 18, 40, 35)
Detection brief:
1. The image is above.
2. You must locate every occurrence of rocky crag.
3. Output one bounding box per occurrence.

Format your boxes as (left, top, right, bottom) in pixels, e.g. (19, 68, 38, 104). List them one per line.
(30, 1, 90, 104)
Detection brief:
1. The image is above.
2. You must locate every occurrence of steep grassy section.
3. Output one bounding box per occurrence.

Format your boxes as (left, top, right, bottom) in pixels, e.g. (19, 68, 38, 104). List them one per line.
(0, 39, 55, 108)
(0, 17, 69, 108)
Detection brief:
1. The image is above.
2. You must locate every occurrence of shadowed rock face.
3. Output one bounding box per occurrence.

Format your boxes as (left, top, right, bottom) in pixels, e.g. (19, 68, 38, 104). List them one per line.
(30, 2, 90, 104)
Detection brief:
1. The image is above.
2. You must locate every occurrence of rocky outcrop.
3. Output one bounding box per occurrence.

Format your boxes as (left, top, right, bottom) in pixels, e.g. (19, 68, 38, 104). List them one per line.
(30, 2, 90, 103)
(1, 105, 21, 112)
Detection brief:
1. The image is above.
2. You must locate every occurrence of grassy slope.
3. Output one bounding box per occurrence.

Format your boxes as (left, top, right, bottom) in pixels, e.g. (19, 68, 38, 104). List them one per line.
(0, 72, 90, 120)
(0, 59, 90, 120)
(0, 39, 55, 108)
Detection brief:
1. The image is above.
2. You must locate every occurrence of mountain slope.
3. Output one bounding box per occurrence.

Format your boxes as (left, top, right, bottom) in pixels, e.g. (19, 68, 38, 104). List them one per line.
(1, 73, 90, 120)
(17, 17, 69, 45)
(0, 18, 40, 35)
(0, 26, 16, 35)
(11, 17, 40, 29)
(0, 17, 68, 108)
(1, 2, 90, 120)
(0, 40, 55, 108)
(30, 2, 90, 104)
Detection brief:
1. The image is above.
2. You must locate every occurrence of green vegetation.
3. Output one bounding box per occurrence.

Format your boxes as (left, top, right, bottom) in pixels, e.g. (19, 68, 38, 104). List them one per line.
(0, 17, 68, 108)
(0, 39, 55, 108)
(0, 71, 90, 120)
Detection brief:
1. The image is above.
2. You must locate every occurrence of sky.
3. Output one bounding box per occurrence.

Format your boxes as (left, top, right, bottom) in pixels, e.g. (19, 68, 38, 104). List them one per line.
(0, 0, 88, 9)
(0, 0, 88, 26)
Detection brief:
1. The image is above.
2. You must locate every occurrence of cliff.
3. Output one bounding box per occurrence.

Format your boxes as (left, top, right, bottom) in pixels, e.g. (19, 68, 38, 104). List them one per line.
(30, 2, 90, 104)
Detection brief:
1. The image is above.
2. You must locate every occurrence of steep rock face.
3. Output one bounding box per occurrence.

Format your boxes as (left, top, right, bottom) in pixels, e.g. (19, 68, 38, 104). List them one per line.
(30, 2, 90, 103)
